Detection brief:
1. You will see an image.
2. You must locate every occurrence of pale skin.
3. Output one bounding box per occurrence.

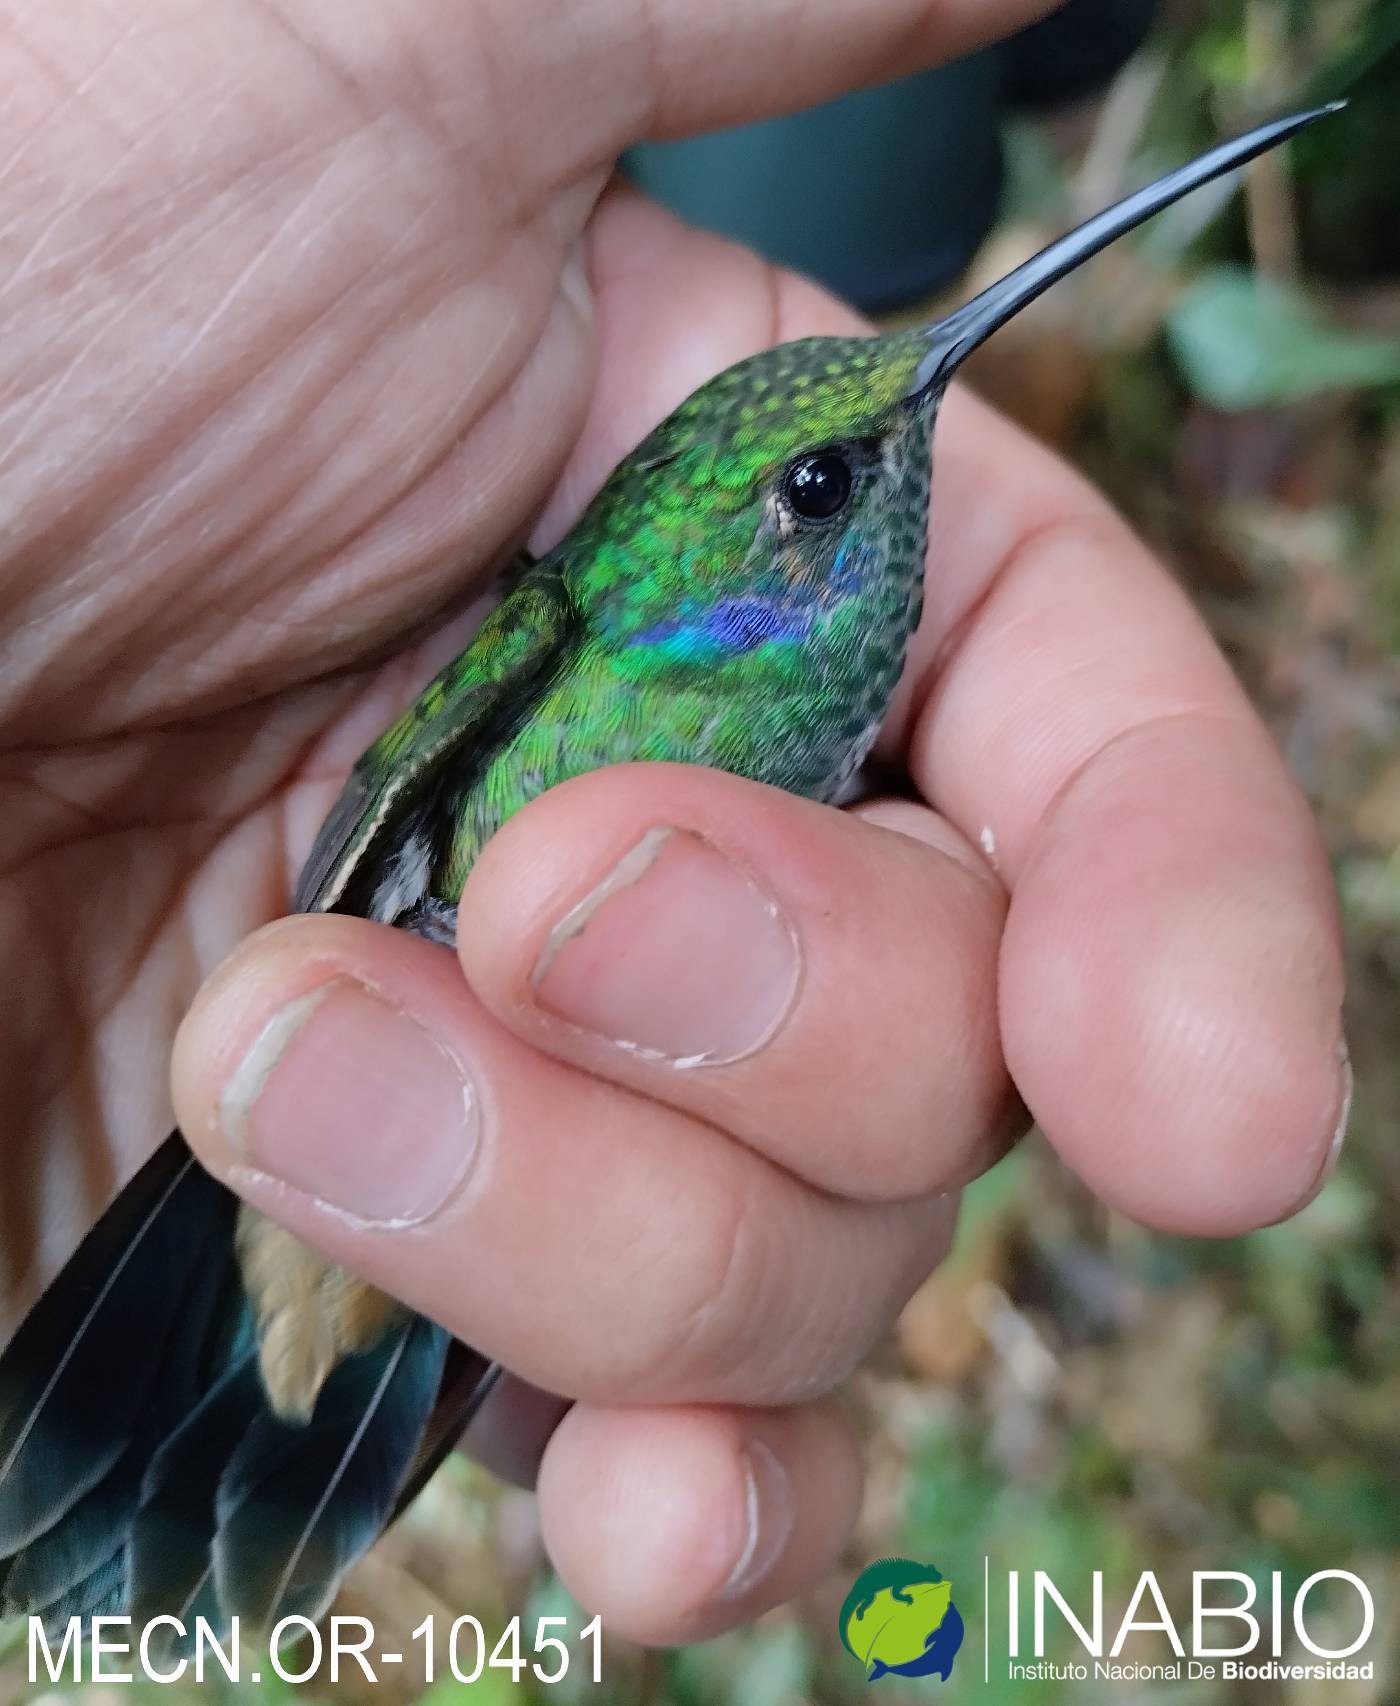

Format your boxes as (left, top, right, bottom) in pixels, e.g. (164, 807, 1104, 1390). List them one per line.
(0, 0, 1345, 1647)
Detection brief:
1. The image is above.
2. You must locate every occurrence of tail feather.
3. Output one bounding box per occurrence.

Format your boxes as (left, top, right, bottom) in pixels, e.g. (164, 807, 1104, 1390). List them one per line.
(0, 1138, 238, 1554)
(0, 1132, 492, 1639)
(35, 1547, 126, 1631)
(4, 1208, 250, 1621)
(391, 1343, 501, 1523)
(129, 1355, 265, 1629)
(2, 1448, 139, 1617)
(213, 1316, 448, 1628)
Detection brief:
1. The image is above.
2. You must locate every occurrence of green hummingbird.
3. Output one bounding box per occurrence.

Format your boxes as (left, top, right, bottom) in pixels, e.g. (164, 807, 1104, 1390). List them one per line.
(0, 105, 1337, 1641)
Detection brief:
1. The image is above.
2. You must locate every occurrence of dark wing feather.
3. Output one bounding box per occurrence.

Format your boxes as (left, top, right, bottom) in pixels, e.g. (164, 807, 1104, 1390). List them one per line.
(212, 1316, 448, 1628)
(1, 1460, 134, 1617)
(294, 564, 575, 913)
(0, 1140, 238, 1554)
(390, 1343, 501, 1523)
(4, 1186, 249, 1622)
(35, 1546, 127, 1633)
(128, 1354, 265, 1632)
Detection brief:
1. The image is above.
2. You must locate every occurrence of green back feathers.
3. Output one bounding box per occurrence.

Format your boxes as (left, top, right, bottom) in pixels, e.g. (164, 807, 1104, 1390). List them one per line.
(293, 568, 576, 915)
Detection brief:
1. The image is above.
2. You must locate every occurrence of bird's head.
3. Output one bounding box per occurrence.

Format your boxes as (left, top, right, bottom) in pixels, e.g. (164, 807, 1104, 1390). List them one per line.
(571, 103, 1340, 663)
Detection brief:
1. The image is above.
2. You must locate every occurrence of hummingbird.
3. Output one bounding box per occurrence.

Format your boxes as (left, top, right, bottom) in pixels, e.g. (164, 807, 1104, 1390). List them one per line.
(0, 105, 1338, 1642)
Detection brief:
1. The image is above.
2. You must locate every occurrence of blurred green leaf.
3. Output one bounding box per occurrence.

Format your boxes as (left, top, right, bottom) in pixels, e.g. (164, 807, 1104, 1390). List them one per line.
(998, 120, 1070, 225)
(1191, 27, 1249, 90)
(418, 1666, 523, 1706)
(728, 1623, 813, 1706)
(1166, 265, 1400, 408)
(1340, 855, 1400, 928)
(956, 1138, 1032, 1240)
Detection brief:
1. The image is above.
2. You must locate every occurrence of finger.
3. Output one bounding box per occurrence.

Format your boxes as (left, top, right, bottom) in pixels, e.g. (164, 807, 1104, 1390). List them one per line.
(536, 1399, 862, 1646)
(322, 0, 1055, 153)
(457, 762, 1012, 1202)
(897, 390, 1348, 1234)
(636, 0, 1054, 134)
(171, 915, 957, 1404)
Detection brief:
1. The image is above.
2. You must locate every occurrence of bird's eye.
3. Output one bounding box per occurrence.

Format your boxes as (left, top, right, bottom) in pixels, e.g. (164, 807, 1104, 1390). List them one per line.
(782, 451, 854, 522)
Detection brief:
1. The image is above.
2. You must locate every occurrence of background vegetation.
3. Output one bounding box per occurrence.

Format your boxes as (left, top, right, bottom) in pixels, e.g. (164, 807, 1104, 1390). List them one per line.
(10, 1, 1398, 1700)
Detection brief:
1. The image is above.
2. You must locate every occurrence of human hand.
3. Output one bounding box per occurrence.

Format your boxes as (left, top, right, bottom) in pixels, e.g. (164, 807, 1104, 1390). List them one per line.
(1, 0, 1345, 1647)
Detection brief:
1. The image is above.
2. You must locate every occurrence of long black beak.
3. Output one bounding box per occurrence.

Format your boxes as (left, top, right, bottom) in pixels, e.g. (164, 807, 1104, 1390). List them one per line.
(910, 102, 1345, 395)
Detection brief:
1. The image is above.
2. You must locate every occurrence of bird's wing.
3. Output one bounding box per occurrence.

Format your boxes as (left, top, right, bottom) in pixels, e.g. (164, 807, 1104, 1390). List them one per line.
(294, 561, 576, 914)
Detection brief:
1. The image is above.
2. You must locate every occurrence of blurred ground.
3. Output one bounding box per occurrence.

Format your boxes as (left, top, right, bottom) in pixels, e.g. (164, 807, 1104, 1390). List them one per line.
(9, 2, 1398, 1702)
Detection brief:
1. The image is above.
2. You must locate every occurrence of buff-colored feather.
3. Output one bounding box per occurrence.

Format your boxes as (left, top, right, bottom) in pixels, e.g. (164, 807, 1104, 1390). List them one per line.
(236, 1208, 400, 1421)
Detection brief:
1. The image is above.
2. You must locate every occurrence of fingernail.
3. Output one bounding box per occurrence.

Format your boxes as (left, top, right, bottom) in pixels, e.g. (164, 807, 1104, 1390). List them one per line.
(531, 827, 800, 1067)
(714, 1440, 795, 1603)
(219, 979, 479, 1227)
(1312, 1036, 1353, 1194)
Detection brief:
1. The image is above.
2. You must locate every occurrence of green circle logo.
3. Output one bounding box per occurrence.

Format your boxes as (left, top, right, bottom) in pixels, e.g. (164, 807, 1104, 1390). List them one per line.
(838, 1557, 966, 1682)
